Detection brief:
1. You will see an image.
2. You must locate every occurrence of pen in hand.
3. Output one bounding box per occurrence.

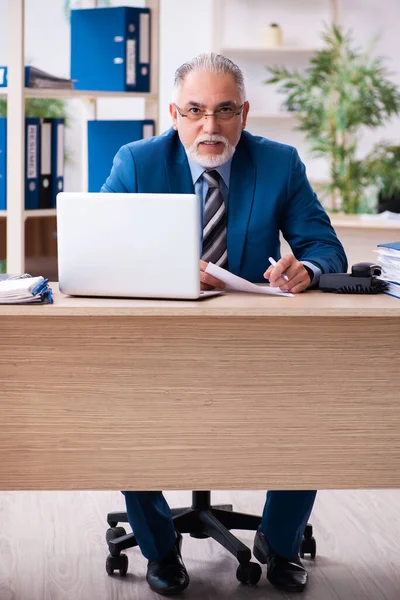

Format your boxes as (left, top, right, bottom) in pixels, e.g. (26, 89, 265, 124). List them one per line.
(268, 256, 289, 282)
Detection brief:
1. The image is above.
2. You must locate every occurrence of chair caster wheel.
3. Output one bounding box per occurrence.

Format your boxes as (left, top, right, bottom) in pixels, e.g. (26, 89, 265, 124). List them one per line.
(236, 561, 262, 585)
(106, 526, 127, 544)
(300, 534, 316, 559)
(108, 521, 118, 528)
(106, 553, 128, 576)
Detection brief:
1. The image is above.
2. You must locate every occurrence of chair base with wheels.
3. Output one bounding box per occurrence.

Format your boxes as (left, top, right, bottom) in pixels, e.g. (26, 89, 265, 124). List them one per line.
(105, 490, 316, 584)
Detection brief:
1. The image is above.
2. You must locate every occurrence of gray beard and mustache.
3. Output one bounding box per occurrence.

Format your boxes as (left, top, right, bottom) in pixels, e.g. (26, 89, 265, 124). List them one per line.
(185, 134, 236, 168)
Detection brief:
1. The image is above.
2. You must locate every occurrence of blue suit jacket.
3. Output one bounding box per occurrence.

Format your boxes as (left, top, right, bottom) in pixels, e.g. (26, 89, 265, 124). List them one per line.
(101, 128, 347, 281)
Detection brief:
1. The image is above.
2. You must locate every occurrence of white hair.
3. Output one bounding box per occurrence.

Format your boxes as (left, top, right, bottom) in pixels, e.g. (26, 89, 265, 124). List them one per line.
(172, 53, 246, 102)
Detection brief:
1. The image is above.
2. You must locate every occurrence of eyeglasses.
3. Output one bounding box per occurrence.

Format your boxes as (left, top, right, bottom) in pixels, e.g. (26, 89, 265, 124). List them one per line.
(174, 103, 245, 122)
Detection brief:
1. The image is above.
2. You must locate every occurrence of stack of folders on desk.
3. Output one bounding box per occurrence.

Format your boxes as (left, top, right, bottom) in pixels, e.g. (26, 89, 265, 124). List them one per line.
(0, 274, 53, 304)
(376, 241, 400, 298)
(0, 116, 64, 210)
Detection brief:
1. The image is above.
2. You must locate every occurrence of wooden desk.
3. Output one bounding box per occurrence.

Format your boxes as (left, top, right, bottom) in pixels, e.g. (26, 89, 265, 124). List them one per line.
(1, 287, 399, 491)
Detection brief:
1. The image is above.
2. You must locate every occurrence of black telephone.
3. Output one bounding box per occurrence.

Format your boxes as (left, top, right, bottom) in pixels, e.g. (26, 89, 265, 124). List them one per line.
(319, 262, 389, 294)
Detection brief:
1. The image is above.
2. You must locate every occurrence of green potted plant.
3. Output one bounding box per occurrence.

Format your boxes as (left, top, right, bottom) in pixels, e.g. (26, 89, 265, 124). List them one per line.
(265, 26, 400, 213)
(0, 97, 69, 124)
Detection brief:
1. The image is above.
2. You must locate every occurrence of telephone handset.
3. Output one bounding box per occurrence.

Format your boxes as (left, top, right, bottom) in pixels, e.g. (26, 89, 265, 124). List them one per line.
(319, 262, 389, 294)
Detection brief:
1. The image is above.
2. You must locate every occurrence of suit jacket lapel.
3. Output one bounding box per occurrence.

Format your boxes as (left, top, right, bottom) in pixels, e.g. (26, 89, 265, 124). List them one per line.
(227, 136, 256, 275)
(166, 134, 194, 194)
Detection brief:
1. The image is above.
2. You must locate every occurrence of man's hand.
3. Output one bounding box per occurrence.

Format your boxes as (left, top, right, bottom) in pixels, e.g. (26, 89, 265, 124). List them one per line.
(200, 260, 225, 291)
(264, 254, 311, 294)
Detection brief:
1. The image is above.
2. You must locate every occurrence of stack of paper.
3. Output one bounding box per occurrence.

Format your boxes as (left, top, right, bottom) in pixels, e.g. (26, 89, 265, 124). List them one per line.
(375, 242, 400, 298)
(206, 263, 293, 297)
(0, 275, 53, 304)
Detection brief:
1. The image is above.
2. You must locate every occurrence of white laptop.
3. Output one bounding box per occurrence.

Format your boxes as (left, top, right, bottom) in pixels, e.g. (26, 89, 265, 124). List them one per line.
(56, 192, 221, 300)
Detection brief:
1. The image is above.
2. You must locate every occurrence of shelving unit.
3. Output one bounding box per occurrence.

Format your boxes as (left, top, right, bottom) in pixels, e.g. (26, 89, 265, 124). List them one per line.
(1, 88, 159, 100)
(3, 0, 159, 274)
(213, 0, 342, 50)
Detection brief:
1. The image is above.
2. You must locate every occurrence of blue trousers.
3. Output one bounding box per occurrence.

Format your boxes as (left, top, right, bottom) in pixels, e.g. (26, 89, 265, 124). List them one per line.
(123, 490, 317, 561)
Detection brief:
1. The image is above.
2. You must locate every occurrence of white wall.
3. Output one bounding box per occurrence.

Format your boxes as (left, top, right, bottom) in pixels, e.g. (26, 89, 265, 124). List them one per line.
(345, 0, 400, 152)
(215, 0, 400, 185)
(159, 0, 213, 132)
(0, 0, 399, 194)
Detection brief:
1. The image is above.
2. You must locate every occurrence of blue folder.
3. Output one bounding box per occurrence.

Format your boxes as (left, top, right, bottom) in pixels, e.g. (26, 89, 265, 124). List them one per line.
(0, 117, 42, 210)
(88, 119, 155, 192)
(377, 241, 400, 251)
(39, 118, 52, 209)
(71, 7, 151, 92)
(51, 118, 65, 208)
(0, 117, 6, 210)
(25, 118, 41, 210)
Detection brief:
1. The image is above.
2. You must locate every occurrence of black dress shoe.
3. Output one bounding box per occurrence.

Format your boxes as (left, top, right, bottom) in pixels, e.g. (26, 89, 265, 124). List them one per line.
(253, 530, 308, 593)
(146, 532, 190, 596)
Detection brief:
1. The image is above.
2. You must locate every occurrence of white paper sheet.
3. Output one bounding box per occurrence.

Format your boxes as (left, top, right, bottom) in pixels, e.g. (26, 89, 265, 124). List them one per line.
(0, 276, 45, 303)
(205, 263, 294, 297)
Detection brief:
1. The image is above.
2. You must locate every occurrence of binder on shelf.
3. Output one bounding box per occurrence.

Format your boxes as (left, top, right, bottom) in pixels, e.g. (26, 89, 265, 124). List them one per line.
(25, 117, 40, 210)
(0, 117, 6, 210)
(51, 118, 65, 208)
(88, 119, 155, 192)
(0, 117, 62, 212)
(71, 6, 151, 92)
(0, 65, 73, 89)
(39, 118, 52, 209)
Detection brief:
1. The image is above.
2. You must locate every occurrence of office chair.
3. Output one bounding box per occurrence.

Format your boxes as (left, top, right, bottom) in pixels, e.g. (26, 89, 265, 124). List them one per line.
(105, 491, 316, 584)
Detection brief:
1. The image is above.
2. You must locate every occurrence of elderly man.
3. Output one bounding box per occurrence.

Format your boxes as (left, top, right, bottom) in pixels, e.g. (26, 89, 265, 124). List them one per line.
(102, 53, 347, 596)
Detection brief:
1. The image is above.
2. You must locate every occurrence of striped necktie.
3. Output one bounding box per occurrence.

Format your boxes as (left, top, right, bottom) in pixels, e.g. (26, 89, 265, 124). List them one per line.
(201, 170, 228, 269)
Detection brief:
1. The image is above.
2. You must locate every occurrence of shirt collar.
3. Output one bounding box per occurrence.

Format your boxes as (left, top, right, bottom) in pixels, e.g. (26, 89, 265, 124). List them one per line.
(187, 155, 233, 189)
